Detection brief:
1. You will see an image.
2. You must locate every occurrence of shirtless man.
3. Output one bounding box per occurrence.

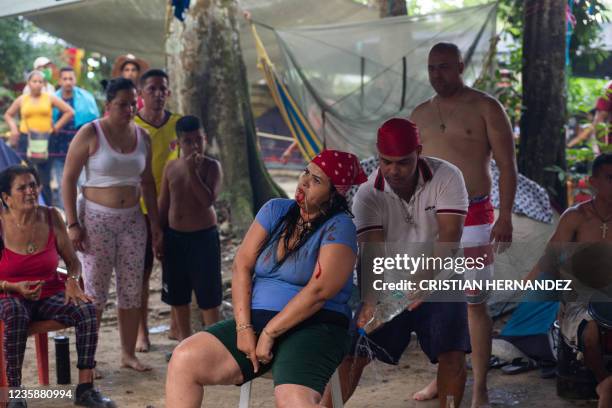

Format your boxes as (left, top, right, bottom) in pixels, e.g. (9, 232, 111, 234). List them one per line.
(410, 42, 517, 408)
(158, 115, 223, 341)
(526, 153, 612, 408)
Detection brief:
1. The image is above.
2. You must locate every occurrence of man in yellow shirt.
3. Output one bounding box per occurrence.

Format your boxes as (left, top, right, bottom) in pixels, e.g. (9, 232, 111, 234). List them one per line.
(134, 69, 181, 352)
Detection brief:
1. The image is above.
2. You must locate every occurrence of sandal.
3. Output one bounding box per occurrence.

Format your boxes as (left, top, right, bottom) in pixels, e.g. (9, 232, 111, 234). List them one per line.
(501, 357, 538, 375)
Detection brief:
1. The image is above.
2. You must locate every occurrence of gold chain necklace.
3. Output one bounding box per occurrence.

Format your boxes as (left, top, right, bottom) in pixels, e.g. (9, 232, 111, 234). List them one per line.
(433, 88, 464, 133)
(10, 208, 39, 254)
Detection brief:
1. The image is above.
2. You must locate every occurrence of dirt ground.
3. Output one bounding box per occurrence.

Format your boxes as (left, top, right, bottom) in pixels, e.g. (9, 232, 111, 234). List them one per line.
(18, 174, 600, 407)
(19, 294, 600, 408)
(19, 250, 601, 408)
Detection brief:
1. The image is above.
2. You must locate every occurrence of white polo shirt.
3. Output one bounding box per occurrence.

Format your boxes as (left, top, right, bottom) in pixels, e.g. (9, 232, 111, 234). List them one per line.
(352, 156, 468, 242)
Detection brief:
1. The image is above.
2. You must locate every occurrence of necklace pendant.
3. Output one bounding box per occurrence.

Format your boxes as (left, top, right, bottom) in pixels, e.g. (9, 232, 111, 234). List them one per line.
(602, 222, 608, 239)
(440, 124, 446, 132)
(26, 242, 37, 254)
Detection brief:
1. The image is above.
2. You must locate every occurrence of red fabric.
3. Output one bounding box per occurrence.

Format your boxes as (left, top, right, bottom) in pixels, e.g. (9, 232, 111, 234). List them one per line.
(465, 198, 495, 227)
(574, 177, 592, 204)
(376, 118, 421, 156)
(0, 209, 62, 300)
(311, 149, 367, 196)
(595, 82, 612, 113)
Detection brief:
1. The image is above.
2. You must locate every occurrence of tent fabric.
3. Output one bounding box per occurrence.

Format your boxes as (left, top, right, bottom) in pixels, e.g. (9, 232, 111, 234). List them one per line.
(263, 3, 497, 159)
(0, 0, 377, 83)
(252, 24, 322, 160)
(0, 0, 83, 18)
(23, 0, 167, 68)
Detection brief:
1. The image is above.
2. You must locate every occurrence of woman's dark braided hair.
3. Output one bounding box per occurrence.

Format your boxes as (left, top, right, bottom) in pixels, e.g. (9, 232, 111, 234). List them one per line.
(257, 186, 353, 274)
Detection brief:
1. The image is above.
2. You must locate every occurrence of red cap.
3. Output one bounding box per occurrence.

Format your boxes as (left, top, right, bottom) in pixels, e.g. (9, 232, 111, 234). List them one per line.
(376, 118, 421, 156)
(311, 149, 368, 196)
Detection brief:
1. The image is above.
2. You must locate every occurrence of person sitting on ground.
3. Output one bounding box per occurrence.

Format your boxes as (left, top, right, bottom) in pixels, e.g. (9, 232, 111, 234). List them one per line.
(0, 165, 115, 408)
(526, 153, 612, 408)
(567, 109, 597, 150)
(165, 149, 367, 407)
(158, 115, 222, 342)
(62, 77, 162, 372)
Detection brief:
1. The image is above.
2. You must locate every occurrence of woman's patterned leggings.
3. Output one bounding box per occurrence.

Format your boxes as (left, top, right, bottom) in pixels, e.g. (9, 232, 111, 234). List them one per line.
(0, 292, 97, 386)
(78, 197, 146, 310)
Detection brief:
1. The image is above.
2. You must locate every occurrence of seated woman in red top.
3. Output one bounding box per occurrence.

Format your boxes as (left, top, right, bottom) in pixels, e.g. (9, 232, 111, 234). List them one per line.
(0, 165, 114, 408)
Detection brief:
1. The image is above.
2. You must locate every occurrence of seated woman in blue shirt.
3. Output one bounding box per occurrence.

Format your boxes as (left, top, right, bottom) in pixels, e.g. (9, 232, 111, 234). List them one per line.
(166, 149, 367, 407)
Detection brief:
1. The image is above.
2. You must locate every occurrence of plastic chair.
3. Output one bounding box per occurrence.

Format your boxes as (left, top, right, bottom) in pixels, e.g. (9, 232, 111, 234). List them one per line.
(0, 319, 68, 386)
(0, 268, 76, 387)
(238, 368, 344, 408)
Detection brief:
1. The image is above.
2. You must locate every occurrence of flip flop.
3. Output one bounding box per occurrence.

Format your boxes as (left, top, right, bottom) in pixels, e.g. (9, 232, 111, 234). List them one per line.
(489, 355, 509, 369)
(467, 355, 508, 370)
(501, 357, 538, 375)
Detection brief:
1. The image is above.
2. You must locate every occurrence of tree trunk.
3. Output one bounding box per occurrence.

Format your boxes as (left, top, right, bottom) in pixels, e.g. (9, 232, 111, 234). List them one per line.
(519, 0, 567, 207)
(377, 0, 407, 17)
(166, 0, 285, 235)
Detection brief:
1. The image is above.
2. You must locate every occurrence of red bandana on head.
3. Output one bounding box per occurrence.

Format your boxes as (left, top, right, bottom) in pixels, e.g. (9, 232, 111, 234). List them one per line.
(377, 118, 421, 156)
(311, 149, 368, 196)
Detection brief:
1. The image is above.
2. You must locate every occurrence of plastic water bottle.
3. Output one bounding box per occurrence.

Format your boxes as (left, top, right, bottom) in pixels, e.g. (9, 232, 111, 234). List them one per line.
(362, 290, 408, 334)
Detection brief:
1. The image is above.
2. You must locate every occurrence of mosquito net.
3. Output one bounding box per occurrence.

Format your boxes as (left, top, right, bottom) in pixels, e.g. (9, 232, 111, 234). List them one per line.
(264, 2, 497, 158)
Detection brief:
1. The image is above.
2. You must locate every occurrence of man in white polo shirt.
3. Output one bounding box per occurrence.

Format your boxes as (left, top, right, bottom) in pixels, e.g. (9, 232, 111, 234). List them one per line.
(323, 118, 470, 408)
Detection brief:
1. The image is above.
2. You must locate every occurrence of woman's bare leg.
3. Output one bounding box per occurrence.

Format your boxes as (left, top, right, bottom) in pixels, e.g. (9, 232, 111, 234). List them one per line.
(275, 384, 324, 408)
(166, 332, 244, 408)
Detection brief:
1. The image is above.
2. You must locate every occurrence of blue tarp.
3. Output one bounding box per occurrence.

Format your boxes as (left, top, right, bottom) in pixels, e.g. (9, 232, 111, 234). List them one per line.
(499, 301, 560, 361)
(0, 139, 21, 170)
(0, 139, 46, 205)
(501, 302, 559, 337)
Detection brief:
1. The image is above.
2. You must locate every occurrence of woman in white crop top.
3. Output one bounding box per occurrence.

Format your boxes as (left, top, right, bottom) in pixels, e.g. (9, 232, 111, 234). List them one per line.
(62, 78, 160, 372)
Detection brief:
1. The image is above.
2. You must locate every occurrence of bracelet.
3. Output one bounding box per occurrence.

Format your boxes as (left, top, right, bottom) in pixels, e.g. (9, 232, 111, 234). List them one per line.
(67, 274, 80, 281)
(67, 222, 80, 230)
(236, 323, 253, 332)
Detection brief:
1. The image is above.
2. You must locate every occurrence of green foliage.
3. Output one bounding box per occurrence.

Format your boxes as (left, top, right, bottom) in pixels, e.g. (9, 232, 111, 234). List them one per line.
(567, 77, 609, 115)
(0, 18, 65, 87)
(0, 17, 33, 85)
(569, 0, 610, 67)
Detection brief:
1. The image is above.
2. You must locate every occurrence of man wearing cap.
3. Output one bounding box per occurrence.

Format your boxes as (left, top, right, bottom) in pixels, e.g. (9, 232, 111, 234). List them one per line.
(410, 42, 517, 407)
(324, 118, 470, 408)
(23, 57, 56, 94)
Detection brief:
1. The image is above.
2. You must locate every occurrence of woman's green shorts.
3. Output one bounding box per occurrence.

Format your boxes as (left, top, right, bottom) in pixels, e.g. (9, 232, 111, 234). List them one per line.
(205, 318, 350, 395)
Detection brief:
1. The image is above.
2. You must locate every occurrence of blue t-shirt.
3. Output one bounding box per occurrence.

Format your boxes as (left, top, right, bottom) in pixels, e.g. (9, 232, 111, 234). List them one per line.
(251, 198, 357, 318)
